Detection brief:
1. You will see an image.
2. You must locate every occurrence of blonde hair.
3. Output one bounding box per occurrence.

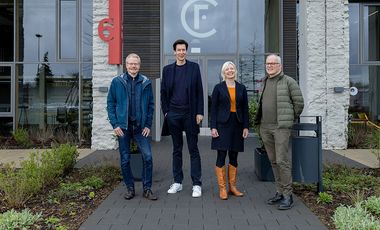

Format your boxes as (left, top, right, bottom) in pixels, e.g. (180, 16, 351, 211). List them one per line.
(220, 61, 237, 81)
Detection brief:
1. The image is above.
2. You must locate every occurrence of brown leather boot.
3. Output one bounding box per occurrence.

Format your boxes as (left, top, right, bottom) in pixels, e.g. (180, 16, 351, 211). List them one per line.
(215, 166, 228, 200)
(228, 164, 244, 197)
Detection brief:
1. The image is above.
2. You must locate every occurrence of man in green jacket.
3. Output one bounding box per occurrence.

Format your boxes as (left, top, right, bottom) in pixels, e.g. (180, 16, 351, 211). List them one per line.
(254, 54, 304, 210)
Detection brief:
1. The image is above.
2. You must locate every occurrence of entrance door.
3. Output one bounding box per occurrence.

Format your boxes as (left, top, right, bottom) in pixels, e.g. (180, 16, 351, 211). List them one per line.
(163, 56, 235, 133)
(0, 65, 14, 136)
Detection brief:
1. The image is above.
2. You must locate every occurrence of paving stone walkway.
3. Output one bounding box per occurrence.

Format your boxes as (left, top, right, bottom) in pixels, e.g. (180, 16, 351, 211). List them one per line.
(78, 136, 331, 230)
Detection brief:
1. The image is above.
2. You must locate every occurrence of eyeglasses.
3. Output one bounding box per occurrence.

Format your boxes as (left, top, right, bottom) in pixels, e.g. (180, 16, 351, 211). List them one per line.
(265, 63, 280, 66)
(127, 63, 140, 66)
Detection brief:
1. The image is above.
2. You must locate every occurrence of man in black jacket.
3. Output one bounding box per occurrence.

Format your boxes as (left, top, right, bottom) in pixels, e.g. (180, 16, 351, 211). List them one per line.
(161, 39, 204, 198)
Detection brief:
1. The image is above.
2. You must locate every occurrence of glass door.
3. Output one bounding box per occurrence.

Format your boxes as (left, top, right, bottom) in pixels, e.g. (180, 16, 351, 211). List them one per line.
(0, 65, 14, 136)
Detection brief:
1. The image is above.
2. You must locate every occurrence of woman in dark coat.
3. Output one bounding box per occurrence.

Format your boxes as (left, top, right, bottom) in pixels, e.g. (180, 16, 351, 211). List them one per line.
(210, 61, 249, 200)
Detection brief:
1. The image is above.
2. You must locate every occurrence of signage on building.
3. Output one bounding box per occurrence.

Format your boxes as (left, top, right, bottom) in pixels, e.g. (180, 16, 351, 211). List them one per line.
(98, 0, 122, 65)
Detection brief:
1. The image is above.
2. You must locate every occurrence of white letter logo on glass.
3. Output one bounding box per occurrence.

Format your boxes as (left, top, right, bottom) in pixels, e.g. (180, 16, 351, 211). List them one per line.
(181, 0, 218, 38)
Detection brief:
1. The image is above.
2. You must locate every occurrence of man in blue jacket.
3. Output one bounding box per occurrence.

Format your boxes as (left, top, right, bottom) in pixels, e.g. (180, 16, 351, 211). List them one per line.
(161, 39, 204, 198)
(107, 53, 157, 200)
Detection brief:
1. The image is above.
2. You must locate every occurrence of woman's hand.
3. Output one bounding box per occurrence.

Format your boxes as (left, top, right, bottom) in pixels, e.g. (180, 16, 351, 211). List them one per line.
(211, 128, 219, 138)
(242, 128, 249, 139)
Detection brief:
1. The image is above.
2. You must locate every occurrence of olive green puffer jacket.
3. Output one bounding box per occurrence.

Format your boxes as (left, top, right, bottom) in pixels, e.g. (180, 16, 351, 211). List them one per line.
(254, 72, 304, 128)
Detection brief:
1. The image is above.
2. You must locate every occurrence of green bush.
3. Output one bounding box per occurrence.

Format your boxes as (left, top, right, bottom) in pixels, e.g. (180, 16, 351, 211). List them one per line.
(364, 196, 380, 215)
(332, 203, 380, 230)
(52, 144, 79, 175)
(0, 209, 42, 230)
(0, 155, 43, 207)
(38, 149, 64, 186)
(82, 176, 105, 189)
(248, 98, 258, 129)
(12, 128, 32, 148)
(317, 192, 333, 204)
(0, 144, 78, 207)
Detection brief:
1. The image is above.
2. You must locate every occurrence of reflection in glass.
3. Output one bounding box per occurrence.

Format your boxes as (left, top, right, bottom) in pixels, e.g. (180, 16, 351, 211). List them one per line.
(80, 63, 93, 145)
(59, 0, 78, 60)
(363, 5, 380, 62)
(17, 64, 79, 140)
(349, 4, 359, 64)
(17, 0, 56, 62)
(349, 65, 380, 121)
(82, 0, 93, 61)
(163, 0, 237, 54)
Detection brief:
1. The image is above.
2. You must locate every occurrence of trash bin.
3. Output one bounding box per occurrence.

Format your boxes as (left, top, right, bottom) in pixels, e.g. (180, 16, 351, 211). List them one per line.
(254, 147, 274, 181)
(292, 116, 323, 192)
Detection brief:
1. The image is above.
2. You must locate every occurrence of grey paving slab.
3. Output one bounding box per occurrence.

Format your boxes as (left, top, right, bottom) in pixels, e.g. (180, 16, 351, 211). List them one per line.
(79, 136, 329, 230)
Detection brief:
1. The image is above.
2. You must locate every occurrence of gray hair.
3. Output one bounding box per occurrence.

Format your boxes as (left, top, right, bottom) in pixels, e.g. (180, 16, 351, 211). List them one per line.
(220, 61, 237, 81)
(266, 54, 282, 64)
(125, 53, 141, 64)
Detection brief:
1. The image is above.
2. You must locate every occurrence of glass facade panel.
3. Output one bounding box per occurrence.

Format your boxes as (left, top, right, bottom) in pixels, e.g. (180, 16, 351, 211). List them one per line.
(0, 0, 14, 61)
(349, 65, 380, 121)
(17, 63, 79, 133)
(363, 5, 380, 62)
(80, 63, 92, 145)
(82, 0, 93, 61)
(349, 4, 359, 64)
(163, 0, 237, 55)
(17, 0, 56, 62)
(349, 3, 380, 122)
(59, 0, 78, 60)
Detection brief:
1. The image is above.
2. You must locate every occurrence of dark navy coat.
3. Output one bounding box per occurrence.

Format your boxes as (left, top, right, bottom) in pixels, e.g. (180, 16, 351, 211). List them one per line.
(161, 60, 204, 135)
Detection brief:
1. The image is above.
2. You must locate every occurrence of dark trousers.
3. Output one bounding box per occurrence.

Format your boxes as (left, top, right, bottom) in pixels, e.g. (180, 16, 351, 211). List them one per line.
(216, 150, 238, 168)
(167, 110, 202, 186)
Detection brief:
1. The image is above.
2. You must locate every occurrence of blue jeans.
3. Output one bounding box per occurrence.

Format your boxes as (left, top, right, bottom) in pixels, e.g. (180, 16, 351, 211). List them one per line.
(118, 126, 153, 190)
(167, 110, 202, 186)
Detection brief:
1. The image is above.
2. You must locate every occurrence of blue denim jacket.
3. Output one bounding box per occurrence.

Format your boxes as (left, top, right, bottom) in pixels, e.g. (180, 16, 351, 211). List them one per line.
(107, 73, 154, 130)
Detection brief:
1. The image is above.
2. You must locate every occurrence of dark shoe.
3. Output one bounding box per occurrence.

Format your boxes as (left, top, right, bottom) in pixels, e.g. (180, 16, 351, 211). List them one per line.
(278, 195, 293, 210)
(124, 188, 135, 200)
(267, 192, 284, 205)
(143, 189, 158, 201)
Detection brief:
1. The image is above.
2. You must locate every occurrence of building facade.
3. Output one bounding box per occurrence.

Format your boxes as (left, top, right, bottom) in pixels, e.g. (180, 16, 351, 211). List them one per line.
(0, 0, 378, 150)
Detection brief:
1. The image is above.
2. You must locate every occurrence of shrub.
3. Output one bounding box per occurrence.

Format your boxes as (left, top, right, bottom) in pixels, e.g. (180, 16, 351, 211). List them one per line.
(332, 203, 380, 230)
(12, 128, 32, 148)
(0, 156, 43, 207)
(82, 176, 105, 189)
(0, 209, 42, 230)
(0, 144, 78, 207)
(248, 98, 258, 129)
(52, 144, 79, 175)
(366, 129, 380, 168)
(364, 196, 380, 215)
(323, 165, 380, 193)
(317, 192, 333, 204)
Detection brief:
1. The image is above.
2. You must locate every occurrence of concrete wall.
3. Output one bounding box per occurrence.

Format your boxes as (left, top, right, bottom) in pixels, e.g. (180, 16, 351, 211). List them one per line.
(298, 0, 350, 149)
(91, 0, 120, 149)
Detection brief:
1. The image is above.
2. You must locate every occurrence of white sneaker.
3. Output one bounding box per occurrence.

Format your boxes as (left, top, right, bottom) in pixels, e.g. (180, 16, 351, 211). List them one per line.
(192, 185, 202, 198)
(167, 183, 183, 194)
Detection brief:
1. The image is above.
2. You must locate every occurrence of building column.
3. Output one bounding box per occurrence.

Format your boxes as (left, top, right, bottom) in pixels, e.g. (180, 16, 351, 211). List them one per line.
(91, 0, 119, 150)
(298, 0, 350, 149)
